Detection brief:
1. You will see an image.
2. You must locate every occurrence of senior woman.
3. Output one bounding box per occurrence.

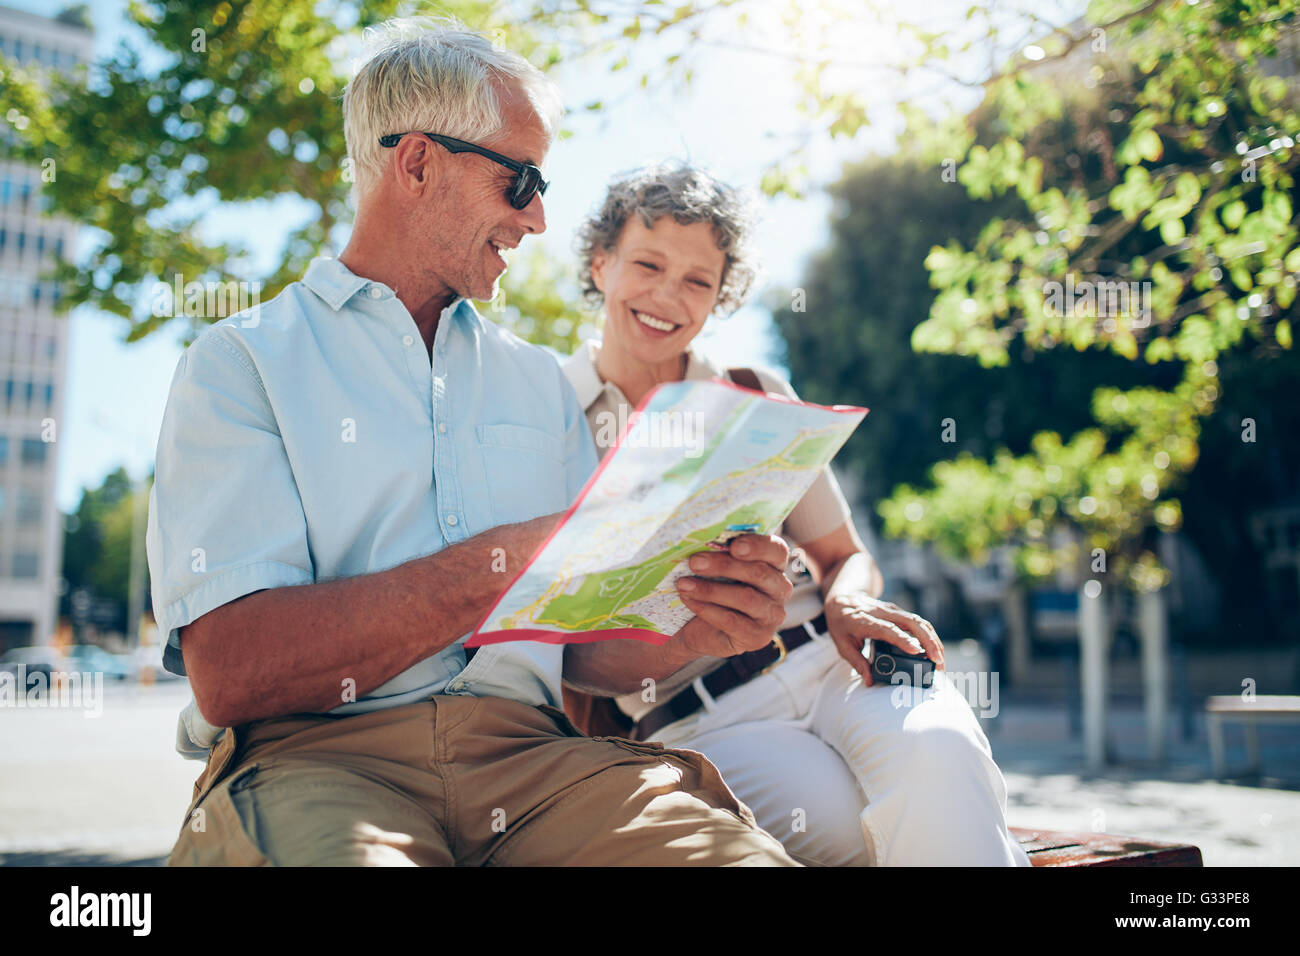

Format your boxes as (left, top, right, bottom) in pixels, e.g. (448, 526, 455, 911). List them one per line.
(560, 162, 1030, 867)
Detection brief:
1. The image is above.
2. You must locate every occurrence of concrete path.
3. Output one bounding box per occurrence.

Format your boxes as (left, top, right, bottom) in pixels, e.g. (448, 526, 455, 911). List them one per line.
(2, 682, 1296, 866)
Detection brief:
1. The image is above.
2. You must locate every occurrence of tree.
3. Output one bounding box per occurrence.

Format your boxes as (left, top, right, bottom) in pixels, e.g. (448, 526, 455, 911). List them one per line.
(774, 152, 1169, 510)
(876, 2, 1298, 594)
(61, 466, 150, 625)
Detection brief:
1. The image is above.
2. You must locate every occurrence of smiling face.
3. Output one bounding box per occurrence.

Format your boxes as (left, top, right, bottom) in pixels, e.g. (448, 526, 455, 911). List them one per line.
(411, 79, 550, 303)
(590, 216, 727, 367)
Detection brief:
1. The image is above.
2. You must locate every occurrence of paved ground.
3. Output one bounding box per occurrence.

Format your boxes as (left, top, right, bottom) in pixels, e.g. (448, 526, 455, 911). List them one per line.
(1, 680, 1297, 866)
(983, 695, 1300, 867)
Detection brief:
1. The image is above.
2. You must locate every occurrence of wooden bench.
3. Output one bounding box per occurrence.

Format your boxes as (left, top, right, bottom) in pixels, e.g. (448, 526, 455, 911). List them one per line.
(1011, 827, 1203, 866)
(1205, 695, 1300, 779)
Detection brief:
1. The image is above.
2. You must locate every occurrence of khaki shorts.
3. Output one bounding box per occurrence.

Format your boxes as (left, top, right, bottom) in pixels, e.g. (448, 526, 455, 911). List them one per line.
(168, 694, 799, 866)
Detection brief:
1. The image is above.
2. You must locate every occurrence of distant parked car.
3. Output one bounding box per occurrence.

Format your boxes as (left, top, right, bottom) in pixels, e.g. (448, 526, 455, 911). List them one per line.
(0, 646, 68, 682)
(64, 644, 135, 681)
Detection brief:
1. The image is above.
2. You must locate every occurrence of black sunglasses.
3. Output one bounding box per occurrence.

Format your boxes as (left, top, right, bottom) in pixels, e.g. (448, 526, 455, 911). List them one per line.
(378, 131, 549, 210)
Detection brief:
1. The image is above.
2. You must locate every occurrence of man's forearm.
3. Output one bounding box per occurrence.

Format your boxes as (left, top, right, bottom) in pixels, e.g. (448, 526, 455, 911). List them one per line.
(563, 617, 725, 696)
(183, 516, 554, 727)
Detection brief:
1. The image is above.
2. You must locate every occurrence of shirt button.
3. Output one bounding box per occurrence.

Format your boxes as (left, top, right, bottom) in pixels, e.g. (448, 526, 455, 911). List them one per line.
(369, 286, 383, 299)
(446, 514, 459, 526)
(437, 422, 447, 434)
(402, 334, 414, 347)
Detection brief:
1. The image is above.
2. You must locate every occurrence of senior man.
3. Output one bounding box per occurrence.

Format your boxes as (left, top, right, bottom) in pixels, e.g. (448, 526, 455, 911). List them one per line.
(147, 19, 798, 866)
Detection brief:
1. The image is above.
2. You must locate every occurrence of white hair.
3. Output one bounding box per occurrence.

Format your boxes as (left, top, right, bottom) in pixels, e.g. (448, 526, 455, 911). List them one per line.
(343, 17, 564, 199)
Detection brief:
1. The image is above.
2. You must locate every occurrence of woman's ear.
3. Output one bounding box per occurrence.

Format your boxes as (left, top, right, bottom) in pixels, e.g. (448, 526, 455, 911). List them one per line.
(590, 249, 609, 294)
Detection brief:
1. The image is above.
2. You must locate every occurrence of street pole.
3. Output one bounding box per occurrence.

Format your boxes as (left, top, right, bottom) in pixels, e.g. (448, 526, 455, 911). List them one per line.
(1139, 587, 1170, 763)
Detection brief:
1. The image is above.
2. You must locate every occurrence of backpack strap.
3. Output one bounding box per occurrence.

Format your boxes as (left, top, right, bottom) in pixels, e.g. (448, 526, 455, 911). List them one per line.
(726, 366, 765, 393)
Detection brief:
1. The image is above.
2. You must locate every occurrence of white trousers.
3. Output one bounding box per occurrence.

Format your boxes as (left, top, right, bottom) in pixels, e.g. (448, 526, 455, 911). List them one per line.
(652, 634, 1031, 867)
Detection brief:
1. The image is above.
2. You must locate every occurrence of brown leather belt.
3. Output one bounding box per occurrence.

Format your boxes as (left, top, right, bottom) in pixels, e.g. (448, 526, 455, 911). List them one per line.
(630, 613, 827, 741)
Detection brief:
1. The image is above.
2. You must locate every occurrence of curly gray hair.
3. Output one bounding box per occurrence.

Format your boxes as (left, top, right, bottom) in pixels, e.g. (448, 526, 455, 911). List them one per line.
(575, 162, 760, 315)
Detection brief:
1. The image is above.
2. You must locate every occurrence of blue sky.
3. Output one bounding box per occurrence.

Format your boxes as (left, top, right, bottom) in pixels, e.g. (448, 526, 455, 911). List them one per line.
(20, 0, 1011, 511)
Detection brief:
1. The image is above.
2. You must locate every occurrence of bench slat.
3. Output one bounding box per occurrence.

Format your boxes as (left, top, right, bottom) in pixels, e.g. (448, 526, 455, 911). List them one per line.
(1205, 695, 1300, 714)
(1010, 828, 1203, 867)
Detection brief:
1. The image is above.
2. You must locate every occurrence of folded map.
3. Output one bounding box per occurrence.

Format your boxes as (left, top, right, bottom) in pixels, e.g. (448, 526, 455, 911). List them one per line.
(467, 378, 867, 647)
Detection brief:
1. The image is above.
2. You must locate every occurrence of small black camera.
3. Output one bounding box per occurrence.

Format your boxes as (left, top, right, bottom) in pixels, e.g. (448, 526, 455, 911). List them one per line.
(867, 639, 935, 688)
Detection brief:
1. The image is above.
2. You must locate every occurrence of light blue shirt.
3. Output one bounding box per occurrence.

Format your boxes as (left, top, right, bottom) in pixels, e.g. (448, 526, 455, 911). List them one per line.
(146, 256, 598, 757)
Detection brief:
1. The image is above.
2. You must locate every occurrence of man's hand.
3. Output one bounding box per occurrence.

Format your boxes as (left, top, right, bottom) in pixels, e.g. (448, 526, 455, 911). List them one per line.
(823, 592, 945, 687)
(670, 533, 793, 659)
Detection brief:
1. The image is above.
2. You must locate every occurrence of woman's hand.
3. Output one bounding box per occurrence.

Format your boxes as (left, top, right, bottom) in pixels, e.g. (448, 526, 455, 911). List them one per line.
(824, 591, 945, 687)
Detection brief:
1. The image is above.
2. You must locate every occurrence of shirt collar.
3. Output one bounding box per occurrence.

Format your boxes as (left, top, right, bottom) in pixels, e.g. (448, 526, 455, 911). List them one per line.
(300, 256, 473, 327)
(565, 338, 726, 410)
(564, 339, 607, 409)
(301, 256, 372, 312)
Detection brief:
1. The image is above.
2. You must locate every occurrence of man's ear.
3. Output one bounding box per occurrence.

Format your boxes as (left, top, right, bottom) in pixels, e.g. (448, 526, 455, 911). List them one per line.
(395, 135, 438, 195)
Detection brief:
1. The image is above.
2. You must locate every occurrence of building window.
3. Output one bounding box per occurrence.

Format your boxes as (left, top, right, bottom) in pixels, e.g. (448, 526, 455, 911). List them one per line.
(17, 489, 41, 525)
(12, 552, 39, 579)
(43, 383, 54, 407)
(20, 438, 47, 465)
(0, 436, 7, 464)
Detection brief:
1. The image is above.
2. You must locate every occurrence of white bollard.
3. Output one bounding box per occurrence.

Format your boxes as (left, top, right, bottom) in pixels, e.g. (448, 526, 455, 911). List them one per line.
(1079, 580, 1109, 772)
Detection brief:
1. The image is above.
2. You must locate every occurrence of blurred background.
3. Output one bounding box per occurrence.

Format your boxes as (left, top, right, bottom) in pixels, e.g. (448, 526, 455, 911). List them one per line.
(0, 0, 1297, 865)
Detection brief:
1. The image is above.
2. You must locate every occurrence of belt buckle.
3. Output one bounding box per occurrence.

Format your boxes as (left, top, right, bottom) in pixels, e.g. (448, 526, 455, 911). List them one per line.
(759, 633, 788, 676)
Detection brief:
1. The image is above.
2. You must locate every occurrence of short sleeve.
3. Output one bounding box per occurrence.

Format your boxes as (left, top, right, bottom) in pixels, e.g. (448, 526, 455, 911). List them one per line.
(750, 367, 855, 546)
(146, 331, 314, 676)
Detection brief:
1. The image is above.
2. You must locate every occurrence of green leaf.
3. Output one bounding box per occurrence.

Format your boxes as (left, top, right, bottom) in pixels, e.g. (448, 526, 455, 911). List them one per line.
(1278, 319, 1293, 349)
(1136, 128, 1163, 162)
(1221, 200, 1246, 230)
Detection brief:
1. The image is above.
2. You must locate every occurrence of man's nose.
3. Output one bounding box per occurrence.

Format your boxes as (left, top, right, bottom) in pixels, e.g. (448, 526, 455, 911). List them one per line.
(517, 191, 546, 236)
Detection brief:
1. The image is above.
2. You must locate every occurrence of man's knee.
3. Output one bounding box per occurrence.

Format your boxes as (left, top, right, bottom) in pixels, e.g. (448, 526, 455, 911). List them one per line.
(171, 758, 452, 867)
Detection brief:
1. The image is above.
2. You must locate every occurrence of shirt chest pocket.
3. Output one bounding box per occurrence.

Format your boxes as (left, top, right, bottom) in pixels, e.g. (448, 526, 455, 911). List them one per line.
(476, 423, 570, 526)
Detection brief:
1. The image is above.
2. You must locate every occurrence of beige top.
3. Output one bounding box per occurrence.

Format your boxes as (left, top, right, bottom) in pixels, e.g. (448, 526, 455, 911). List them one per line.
(561, 339, 853, 720)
